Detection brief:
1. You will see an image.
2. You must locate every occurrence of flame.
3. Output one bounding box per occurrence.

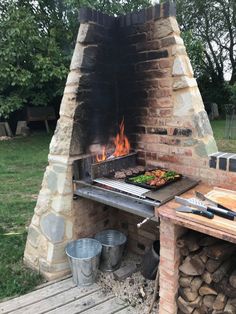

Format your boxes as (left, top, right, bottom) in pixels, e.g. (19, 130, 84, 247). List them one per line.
(95, 118, 130, 162)
(96, 146, 106, 162)
(113, 118, 130, 157)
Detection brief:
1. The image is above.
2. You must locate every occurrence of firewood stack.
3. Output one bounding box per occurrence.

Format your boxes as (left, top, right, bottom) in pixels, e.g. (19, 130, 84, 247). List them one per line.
(177, 231, 236, 314)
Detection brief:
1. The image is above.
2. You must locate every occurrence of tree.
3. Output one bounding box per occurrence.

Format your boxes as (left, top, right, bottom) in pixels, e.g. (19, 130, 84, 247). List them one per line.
(176, 0, 236, 84)
(0, 0, 76, 119)
(66, 0, 151, 16)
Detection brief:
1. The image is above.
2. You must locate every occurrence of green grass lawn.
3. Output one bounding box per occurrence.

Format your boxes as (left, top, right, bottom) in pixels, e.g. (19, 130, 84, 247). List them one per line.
(211, 120, 236, 153)
(0, 132, 52, 300)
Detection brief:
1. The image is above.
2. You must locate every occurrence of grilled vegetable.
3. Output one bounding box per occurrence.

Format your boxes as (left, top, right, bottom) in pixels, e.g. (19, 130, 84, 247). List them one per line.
(129, 174, 155, 184)
(162, 171, 180, 181)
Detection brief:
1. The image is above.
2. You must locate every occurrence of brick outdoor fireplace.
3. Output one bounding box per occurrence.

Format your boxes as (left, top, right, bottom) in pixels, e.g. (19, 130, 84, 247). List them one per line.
(24, 2, 236, 313)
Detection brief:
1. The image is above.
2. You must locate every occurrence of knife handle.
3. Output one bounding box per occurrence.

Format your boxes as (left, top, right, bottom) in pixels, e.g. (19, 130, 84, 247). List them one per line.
(192, 209, 214, 219)
(207, 207, 236, 221)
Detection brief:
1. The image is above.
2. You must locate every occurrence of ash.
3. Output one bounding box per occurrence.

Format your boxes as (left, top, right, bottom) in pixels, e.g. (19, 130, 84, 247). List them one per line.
(97, 252, 159, 313)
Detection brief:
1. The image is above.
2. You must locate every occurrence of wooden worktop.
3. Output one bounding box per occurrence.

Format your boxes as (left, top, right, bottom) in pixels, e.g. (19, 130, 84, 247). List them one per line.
(156, 182, 236, 244)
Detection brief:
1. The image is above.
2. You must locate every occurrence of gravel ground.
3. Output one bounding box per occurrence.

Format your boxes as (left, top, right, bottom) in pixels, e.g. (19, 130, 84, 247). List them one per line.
(97, 252, 159, 314)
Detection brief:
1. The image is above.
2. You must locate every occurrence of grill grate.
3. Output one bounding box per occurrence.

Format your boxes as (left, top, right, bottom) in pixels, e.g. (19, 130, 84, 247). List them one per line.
(93, 178, 150, 198)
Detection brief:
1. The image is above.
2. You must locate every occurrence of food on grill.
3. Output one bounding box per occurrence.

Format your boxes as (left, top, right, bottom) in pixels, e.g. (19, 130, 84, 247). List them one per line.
(114, 171, 126, 179)
(129, 174, 155, 184)
(126, 168, 181, 188)
(114, 166, 145, 179)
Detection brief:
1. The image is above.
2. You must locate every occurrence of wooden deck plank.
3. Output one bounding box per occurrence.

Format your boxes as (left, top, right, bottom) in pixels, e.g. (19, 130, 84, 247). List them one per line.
(9, 285, 99, 314)
(47, 290, 115, 314)
(115, 307, 136, 313)
(0, 278, 77, 314)
(81, 297, 127, 314)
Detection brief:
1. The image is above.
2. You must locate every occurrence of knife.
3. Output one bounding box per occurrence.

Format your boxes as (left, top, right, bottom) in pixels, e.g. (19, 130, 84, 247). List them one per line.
(176, 205, 214, 219)
(175, 196, 236, 221)
(195, 191, 232, 211)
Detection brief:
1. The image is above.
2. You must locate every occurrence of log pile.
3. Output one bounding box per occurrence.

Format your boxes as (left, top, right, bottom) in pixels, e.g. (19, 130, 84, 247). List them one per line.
(177, 231, 236, 314)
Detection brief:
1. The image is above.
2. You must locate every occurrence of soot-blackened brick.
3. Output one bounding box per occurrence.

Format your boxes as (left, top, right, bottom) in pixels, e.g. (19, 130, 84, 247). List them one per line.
(148, 50, 168, 60)
(163, 1, 176, 18)
(147, 127, 167, 135)
(173, 128, 192, 137)
(229, 156, 236, 172)
(154, 5, 161, 20)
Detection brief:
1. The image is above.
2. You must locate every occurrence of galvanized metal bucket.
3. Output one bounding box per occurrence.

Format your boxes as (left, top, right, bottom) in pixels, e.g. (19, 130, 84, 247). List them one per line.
(95, 229, 127, 272)
(65, 238, 102, 286)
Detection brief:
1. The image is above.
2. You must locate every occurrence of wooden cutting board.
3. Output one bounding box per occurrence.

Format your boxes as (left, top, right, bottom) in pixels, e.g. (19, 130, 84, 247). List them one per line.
(206, 187, 236, 212)
(176, 210, 236, 236)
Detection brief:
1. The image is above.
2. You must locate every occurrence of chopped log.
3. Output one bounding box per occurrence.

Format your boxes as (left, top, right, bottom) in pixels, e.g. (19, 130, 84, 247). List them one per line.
(199, 236, 219, 247)
(184, 233, 201, 252)
(231, 299, 236, 307)
(179, 256, 205, 276)
(213, 277, 236, 299)
(177, 296, 194, 314)
(204, 242, 236, 261)
(179, 276, 193, 288)
(191, 277, 203, 292)
(229, 270, 236, 288)
(179, 287, 199, 302)
(213, 293, 227, 311)
(201, 271, 213, 285)
(177, 239, 187, 248)
(188, 296, 202, 308)
(224, 299, 236, 314)
(199, 285, 217, 296)
(203, 295, 217, 310)
(206, 259, 222, 273)
(212, 260, 233, 283)
(180, 247, 190, 257)
(199, 251, 208, 264)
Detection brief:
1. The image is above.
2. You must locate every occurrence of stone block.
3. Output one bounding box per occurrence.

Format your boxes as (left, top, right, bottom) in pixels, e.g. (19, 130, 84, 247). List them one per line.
(27, 226, 41, 248)
(173, 76, 197, 90)
(65, 220, 73, 239)
(47, 242, 67, 263)
(70, 45, 98, 71)
(51, 194, 73, 214)
(172, 55, 193, 76)
(39, 258, 70, 274)
(173, 87, 205, 117)
(193, 110, 214, 137)
(154, 17, 180, 39)
(35, 187, 52, 215)
(59, 94, 78, 120)
(49, 118, 74, 155)
(195, 138, 218, 157)
(41, 213, 65, 243)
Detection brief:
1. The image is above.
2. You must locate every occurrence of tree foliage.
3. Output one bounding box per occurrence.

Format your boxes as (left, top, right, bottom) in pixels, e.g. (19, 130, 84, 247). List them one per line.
(0, 0, 76, 118)
(176, 0, 236, 107)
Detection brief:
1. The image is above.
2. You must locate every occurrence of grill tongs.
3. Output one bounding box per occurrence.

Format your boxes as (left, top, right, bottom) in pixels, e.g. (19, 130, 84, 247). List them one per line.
(175, 196, 236, 221)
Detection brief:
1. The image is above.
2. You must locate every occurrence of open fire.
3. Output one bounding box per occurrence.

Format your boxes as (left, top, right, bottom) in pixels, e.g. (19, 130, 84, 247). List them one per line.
(96, 118, 130, 163)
